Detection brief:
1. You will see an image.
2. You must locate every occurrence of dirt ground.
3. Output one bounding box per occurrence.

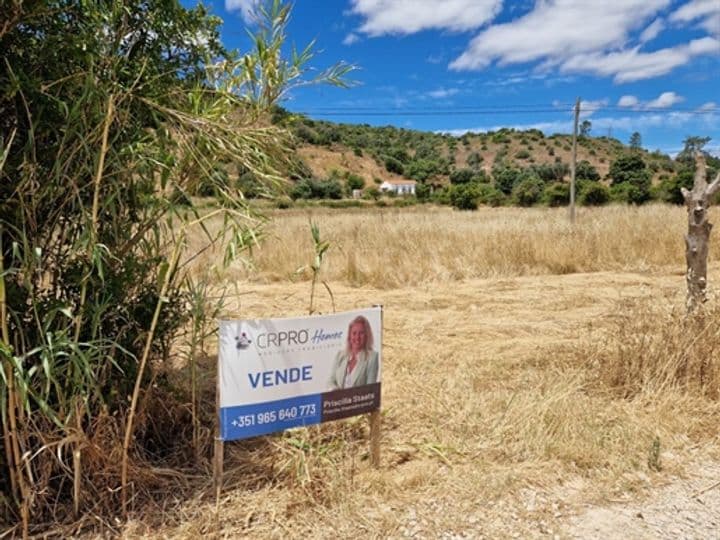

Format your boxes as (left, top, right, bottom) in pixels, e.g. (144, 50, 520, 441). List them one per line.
(127, 265, 720, 539)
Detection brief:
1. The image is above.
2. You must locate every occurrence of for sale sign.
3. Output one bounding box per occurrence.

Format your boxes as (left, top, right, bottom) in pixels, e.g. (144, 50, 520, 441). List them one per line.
(218, 307, 382, 441)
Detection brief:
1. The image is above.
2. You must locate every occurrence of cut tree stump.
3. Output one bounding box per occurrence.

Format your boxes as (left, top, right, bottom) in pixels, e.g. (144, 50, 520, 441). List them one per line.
(681, 153, 720, 313)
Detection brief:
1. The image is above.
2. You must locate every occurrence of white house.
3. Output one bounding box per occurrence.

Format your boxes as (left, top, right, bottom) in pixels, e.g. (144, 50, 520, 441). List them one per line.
(379, 179, 417, 196)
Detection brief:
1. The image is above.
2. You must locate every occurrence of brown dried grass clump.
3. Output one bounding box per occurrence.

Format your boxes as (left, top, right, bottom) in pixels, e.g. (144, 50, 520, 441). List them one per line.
(590, 299, 720, 400)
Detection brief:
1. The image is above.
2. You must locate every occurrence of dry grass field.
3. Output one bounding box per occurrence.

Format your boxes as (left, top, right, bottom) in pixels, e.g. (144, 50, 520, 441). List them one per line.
(125, 204, 720, 539)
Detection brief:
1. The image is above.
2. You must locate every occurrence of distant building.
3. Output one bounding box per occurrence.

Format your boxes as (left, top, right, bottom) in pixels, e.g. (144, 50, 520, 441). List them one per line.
(379, 179, 417, 196)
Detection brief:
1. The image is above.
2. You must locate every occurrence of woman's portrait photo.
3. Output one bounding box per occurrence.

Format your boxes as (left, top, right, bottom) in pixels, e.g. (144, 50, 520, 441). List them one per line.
(327, 315, 379, 390)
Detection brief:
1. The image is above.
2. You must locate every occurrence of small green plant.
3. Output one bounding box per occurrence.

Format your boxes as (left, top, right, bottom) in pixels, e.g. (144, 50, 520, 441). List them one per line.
(307, 221, 334, 314)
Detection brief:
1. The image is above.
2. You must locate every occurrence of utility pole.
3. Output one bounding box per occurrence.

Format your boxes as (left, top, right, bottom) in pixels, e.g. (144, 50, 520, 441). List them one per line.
(569, 97, 580, 224)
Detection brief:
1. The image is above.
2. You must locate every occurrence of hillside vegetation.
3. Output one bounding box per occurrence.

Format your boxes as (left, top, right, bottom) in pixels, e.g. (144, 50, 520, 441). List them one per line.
(259, 109, 719, 210)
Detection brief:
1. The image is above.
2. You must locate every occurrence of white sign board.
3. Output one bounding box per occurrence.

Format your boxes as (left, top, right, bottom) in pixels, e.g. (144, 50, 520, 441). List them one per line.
(218, 307, 382, 440)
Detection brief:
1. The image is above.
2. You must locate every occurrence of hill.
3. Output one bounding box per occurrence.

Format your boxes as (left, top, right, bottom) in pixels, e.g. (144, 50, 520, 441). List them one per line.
(266, 109, 718, 209)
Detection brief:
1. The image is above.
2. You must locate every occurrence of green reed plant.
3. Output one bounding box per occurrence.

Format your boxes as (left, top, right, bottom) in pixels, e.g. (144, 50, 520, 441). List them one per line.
(0, 0, 353, 531)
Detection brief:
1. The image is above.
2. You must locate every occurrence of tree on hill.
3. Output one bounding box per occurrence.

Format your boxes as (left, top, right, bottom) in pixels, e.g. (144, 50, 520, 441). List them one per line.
(609, 154, 651, 204)
(629, 131, 642, 150)
(576, 160, 600, 181)
(579, 120, 592, 138)
(677, 136, 711, 163)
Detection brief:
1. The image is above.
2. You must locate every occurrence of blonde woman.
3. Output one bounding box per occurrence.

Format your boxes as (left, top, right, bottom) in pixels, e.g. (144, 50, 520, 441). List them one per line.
(328, 316, 379, 389)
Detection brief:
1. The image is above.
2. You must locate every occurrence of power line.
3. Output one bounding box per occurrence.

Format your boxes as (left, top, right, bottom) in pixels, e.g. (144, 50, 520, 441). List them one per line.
(289, 105, 717, 117)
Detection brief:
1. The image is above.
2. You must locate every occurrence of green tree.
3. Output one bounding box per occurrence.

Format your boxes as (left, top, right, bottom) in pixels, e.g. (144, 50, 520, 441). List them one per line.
(492, 165, 523, 194)
(608, 154, 651, 204)
(629, 131, 642, 150)
(576, 160, 600, 181)
(677, 136, 711, 162)
(579, 119, 592, 137)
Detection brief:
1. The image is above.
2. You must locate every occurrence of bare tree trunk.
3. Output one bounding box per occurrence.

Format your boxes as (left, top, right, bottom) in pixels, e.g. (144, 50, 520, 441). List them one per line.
(681, 154, 720, 313)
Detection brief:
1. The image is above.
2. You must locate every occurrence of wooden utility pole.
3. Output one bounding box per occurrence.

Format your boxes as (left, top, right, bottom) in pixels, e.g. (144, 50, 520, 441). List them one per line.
(681, 153, 720, 313)
(569, 97, 580, 224)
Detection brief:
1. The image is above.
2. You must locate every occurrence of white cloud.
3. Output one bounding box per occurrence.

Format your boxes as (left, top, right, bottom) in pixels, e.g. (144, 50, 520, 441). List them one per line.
(427, 87, 460, 99)
(618, 95, 640, 107)
(558, 37, 719, 82)
(646, 91, 684, 108)
(639, 18, 665, 43)
(618, 91, 686, 110)
(699, 102, 717, 111)
(670, 0, 720, 35)
(225, 0, 257, 22)
(426, 53, 444, 64)
(343, 33, 361, 45)
(348, 0, 503, 36)
(450, 0, 670, 70)
(579, 99, 609, 117)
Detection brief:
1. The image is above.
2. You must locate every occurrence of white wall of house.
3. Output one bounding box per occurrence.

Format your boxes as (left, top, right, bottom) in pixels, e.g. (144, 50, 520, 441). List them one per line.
(379, 181, 416, 195)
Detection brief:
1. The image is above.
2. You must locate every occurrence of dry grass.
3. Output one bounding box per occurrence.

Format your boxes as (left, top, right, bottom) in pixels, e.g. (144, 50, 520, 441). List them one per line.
(196, 204, 720, 288)
(116, 204, 720, 539)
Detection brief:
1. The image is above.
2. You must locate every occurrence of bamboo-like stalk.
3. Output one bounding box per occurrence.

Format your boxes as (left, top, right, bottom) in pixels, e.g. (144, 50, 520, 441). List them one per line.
(73, 399, 82, 517)
(121, 234, 185, 517)
(1, 229, 29, 538)
(1, 235, 17, 501)
(191, 335, 199, 463)
(0, 130, 18, 501)
(74, 94, 114, 343)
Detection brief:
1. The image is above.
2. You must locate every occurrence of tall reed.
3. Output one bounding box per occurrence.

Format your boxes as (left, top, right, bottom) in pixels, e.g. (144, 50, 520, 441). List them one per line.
(0, 3, 288, 529)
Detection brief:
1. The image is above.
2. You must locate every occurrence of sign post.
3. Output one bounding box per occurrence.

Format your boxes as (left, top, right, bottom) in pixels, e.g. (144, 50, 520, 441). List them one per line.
(213, 307, 383, 489)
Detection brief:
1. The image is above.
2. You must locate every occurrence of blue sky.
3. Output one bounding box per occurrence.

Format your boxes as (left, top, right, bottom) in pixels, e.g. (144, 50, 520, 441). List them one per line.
(187, 0, 719, 156)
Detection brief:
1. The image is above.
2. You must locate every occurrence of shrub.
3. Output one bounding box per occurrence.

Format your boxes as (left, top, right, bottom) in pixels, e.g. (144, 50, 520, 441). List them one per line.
(512, 177, 544, 206)
(450, 168, 475, 184)
(275, 196, 293, 209)
(653, 168, 694, 204)
(542, 182, 570, 207)
(578, 181, 610, 206)
(405, 158, 440, 182)
(477, 184, 506, 207)
(515, 149, 531, 160)
(492, 165, 523, 194)
(415, 182, 432, 201)
(449, 183, 480, 210)
(290, 179, 313, 200)
(236, 171, 265, 198)
(466, 151, 483, 170)
(576, 160, 600, 181)
(346, 173, 365, 191)
(610, 182, 650, 205)
(432, 186, 452, 205)
(384, 156, 405, 175)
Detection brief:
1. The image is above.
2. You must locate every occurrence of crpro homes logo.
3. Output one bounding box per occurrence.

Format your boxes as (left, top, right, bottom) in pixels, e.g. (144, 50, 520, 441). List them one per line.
(254, 327, 344, 350)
